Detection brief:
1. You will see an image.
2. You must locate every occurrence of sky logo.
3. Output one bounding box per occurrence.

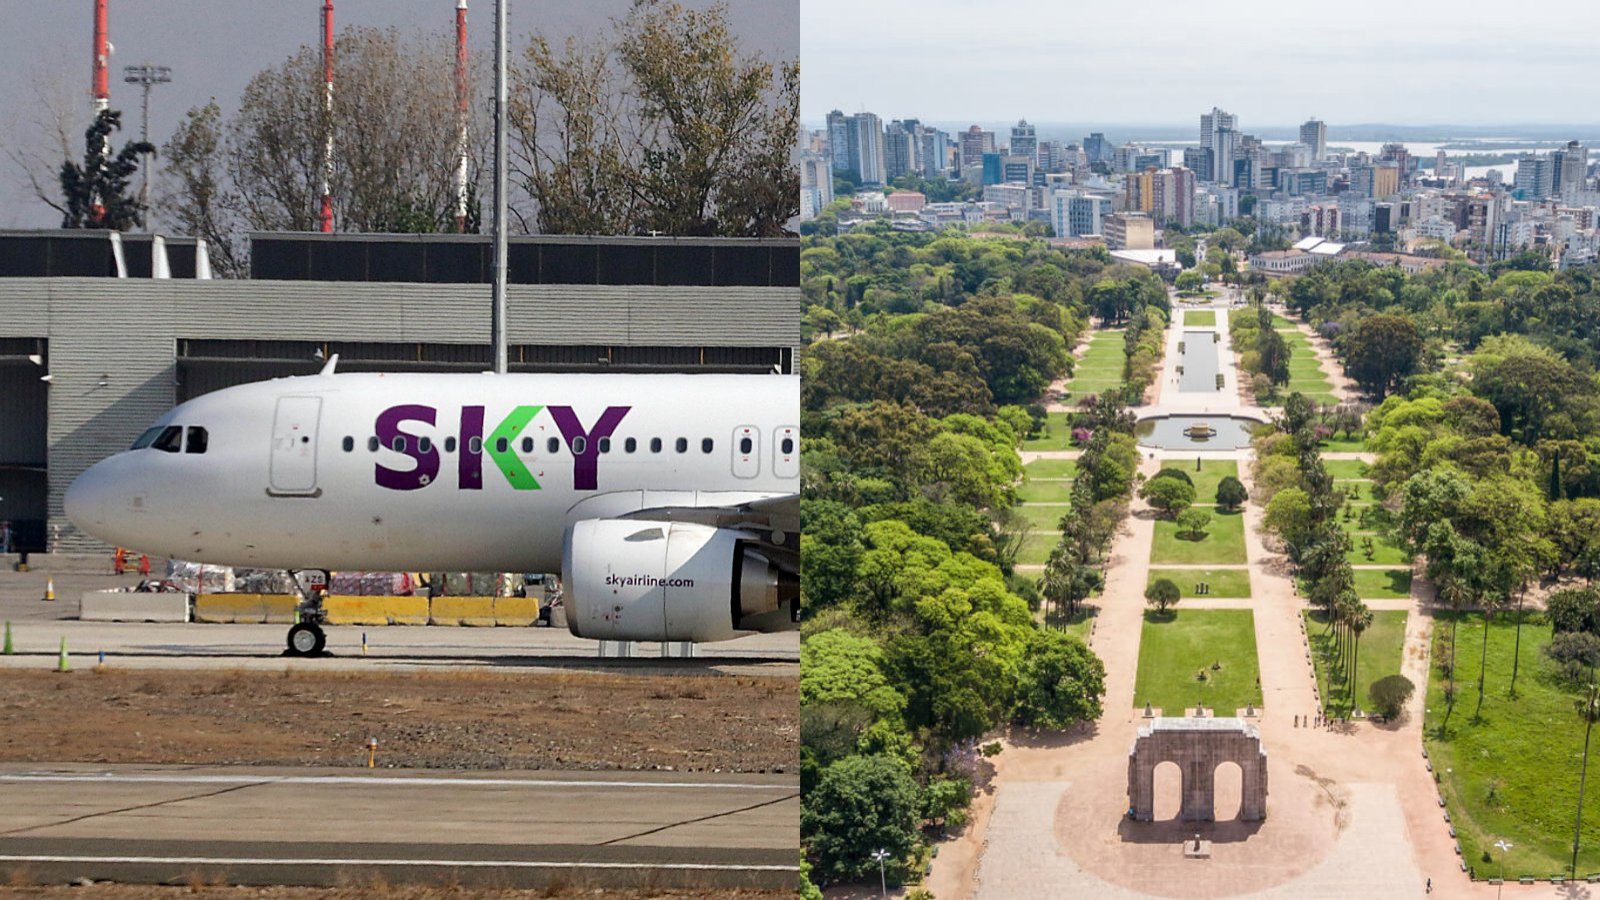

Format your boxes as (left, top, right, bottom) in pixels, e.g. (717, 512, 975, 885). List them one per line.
(375, 404, 631, 491)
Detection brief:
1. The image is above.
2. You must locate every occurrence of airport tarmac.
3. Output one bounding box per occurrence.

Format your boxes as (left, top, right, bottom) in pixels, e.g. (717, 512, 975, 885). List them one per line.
(0, 763, 799, 891)
(0, 572, 798, 677)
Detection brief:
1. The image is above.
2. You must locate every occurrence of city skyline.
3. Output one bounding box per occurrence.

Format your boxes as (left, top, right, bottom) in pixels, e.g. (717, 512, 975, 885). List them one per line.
(802, 0, 1600, 126)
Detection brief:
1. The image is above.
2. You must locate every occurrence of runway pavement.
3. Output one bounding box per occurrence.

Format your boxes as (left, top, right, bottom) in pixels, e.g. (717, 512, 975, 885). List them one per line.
(0, 764, 799, 890)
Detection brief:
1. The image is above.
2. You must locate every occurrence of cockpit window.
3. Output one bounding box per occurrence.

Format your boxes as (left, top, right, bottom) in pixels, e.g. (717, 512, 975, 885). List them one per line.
(185, 427, 208, 454)
(130, 426, 163, 450)
(152, 426, 183, 453)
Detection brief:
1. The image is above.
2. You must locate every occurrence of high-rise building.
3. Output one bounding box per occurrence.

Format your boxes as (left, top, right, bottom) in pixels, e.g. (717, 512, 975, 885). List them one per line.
(1379, 144, 1411, 184)
(981, 152, 1004, 186)
(1104, 212, 1155, 250)
(1212, 127, 1239, 186)
(1560, 140, 1588, 196)
(917, 126, 950, 178)
(799, 151, 834, 221)
(826, 110, 852, 172)
(1152, 167, 1196, 228)
(1113, 144, 1144, 173)
(1299, 118, 1327, 160)
(1051, 190, 1113, 238)
(1373, 163, 1400, 198)
(1009, 120, 1037, 162)
(852, 112, 886, 185)
(1201, 107, 1237, 159)
(960, 126, 995, 168)
(1183, 146, 1214, 182)
(1083, 132, 1112, 165)
(1515, 154, 1554, 199)
(884, 120, 916, 182)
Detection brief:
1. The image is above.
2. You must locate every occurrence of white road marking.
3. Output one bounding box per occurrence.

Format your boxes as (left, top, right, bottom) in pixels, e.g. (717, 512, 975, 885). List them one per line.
(0, 854, 797, 872)
(0, 773, 795, 791)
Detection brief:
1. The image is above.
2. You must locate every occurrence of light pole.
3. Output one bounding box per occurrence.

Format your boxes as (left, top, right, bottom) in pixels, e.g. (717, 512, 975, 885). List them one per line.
(870, 848, 890, 898)
(1494, 838, 1512, 899)
(121, 64, 172, 229)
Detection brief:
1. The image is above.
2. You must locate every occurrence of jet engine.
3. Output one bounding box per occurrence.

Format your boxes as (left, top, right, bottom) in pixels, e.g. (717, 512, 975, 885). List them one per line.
(562, 519, 798, 642)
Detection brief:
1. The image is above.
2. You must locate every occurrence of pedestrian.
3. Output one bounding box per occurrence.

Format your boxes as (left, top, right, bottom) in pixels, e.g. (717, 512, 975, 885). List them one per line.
(1426, 877, 1432, 893)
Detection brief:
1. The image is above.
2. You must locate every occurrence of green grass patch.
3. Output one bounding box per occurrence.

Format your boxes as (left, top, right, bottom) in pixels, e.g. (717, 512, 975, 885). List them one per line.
(1021, 411, 1073, 451)
(1319, 436, 1366, 453)
(1184, 310, 1216, 327)
(1157, 458, 1238, 502)
(1352, 567, 1412, 599)
(1303, 609, 1408, 717)
(1147, 567, 1251, 599)
(1024, 458, 1078, 480)
(1014, 531, 1057, 566)
(1323, 459, 1371, 480)
(1150, 510, 1248, 565)
(1343, 533, 1413, 566)
(1424, 615, 1600, 880)
(1134, 609, 1262, 712)
(1014, 503, 1070, 532)
(1016, 480, 1076, 503)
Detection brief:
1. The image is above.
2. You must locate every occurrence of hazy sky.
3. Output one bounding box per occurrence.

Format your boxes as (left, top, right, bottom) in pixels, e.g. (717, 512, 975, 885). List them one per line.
(0, 0, 797, 228)
(802, 0, 1600, 128)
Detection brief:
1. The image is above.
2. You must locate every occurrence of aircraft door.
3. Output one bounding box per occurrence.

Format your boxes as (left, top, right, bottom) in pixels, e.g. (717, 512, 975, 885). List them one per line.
(270, 396, 322, 495)
(773, 426, 799, 479)
(732, 425, 759, 479)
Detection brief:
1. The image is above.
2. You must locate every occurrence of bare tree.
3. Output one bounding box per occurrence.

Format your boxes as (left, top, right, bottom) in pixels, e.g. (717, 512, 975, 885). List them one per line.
(158, 100, 247, 277)
(511, 1, 799, 236)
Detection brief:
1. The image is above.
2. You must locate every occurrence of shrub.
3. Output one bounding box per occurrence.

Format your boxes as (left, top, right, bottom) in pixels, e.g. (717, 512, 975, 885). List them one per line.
(1176, 508, 1213, 539)
(1544, 631, 1600, 684)
(1368, 674, 1415, 718)
(1153, 466, 1194, 485)
(1546, 587, 1600, 635)
(1215, 475, 1248, 510)
(1145, 578, 1181, 612)
(1141, 475, 1195, 517)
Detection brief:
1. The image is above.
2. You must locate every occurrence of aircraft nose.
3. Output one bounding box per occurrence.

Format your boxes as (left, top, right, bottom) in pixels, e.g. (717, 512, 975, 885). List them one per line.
(64, 458, 113, 533)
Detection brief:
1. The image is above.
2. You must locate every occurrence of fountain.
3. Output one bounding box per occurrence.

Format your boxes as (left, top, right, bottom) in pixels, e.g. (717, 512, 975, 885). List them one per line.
(1183, 421, 1218, 439)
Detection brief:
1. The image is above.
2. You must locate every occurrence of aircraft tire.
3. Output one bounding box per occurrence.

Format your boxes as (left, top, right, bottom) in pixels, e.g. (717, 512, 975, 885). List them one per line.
(287, 622, 325, 657)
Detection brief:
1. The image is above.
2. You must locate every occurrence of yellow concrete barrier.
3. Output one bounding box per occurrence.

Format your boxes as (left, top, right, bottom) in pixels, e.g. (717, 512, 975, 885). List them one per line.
(430, 596, 498, 626)
(493, 596, 540, 627)
(194, 593, 298, 624)
(324, 595, 429, 626)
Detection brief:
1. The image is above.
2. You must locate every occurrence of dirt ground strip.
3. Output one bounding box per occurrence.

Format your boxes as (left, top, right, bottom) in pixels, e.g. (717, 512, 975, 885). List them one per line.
(0, 669, 795, 774)
(0, 887, 785, 900)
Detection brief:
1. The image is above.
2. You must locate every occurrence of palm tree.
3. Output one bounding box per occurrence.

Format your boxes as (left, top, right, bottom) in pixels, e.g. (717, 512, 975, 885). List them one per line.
(1574, 680, 1600, 879)
(1476, 591, 1501, 719)
(1438, 576, 1467, 705)
(1350, 607, 1373, 711)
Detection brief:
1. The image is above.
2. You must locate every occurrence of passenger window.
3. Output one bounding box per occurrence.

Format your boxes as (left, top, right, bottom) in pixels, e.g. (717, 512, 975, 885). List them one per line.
(625, 437, 637, 453)
(342, 436, 354, 453)
(368, 436, 379, 452)
(701, 438, 713, 454)
(739, 437, 753, 454)
(468, 436, 482, 454)
(522, 437, 534, 453)
(781, 437, 795, 454)
(572, 436, 587, 455)
(391, 436, 407, 452)
(598, 437, 610, 454)
(495, 437, 509, 453)
(131, 426, 162, 450)
(445, 437, 457, 453)
(152, 426, 183, 453)
(675, 438, 688, 453)
(650, 438, 662, 453)
(547, 437, 560, 453)
(419, 436, 432, 453)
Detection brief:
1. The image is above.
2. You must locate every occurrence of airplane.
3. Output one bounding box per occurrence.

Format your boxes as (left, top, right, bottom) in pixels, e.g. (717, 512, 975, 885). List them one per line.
(65, 359, 800, 656)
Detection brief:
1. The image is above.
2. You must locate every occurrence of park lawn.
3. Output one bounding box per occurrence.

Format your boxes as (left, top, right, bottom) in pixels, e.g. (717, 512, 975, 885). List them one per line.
(1150, 510, 1248, 565)
(1303, 392, 1344, 407)
(1319, 436, 1366, 453)
(1157, 458, 1238, 502)
(1147, 567, 1252, 599)
(1065, 373, 1123, 397)
(1021, 411, 1073, 451)
(1303, 609, 1408, 717)
(1014, 503, 1070, 532)
(1184, 310, 1216, 327)
(1323, 459, 1371, 480)
(1049, 606, 1096, 642)
(1017, 480, 1076, 503)
(1288, 361, 1328, 379)
(1343, 534, 1413, 567)
(1134, 609, 1263, 713)
(1351, 567, 1413, 599)
(1014, 531, 1057, 566)
(1270, 313, 1295, 328)
(1424, 616, 1600, 880)
(1024, 458, 1078, 480)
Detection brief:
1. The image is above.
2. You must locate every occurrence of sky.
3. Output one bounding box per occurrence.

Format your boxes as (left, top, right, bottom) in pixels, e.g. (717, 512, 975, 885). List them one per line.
(0, 0, 797, 228)
(802, 0, 1600, 131)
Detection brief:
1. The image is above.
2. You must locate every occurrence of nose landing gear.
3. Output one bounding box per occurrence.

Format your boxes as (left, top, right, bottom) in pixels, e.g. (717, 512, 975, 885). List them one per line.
(284, 569, 330, 658)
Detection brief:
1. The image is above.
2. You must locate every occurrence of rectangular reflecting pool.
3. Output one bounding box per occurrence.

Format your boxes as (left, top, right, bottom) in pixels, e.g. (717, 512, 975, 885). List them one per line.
(1179, 330, 1220, 393)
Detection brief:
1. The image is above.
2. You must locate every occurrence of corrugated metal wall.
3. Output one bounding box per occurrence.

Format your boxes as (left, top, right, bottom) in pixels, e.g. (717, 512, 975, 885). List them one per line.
(0, 278, 798, 552)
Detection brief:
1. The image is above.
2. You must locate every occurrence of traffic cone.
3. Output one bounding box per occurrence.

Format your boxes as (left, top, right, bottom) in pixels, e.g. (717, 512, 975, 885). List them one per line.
(2, 621, 12, 655)
(41, 577, 55, 602)
(57, 637, 69, 673)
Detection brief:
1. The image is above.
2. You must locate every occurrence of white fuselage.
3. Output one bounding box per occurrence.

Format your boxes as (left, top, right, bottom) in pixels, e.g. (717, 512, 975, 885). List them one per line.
(65, 372, 799, 573)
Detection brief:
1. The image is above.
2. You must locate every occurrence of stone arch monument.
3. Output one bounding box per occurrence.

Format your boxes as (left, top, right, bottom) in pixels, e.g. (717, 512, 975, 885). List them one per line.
(1127, 717, 1266, 821)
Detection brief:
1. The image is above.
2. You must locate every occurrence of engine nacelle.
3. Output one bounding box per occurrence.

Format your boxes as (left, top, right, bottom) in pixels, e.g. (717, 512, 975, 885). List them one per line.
(562, 519, 796, 642)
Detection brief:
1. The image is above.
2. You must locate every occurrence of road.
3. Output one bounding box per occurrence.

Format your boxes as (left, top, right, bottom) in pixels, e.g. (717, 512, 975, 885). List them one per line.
(0, 764, 798, 891)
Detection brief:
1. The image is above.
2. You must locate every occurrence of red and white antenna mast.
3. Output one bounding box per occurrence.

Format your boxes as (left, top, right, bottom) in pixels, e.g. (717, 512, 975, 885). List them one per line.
(454, 0, 470, 233)
(319, 0, 335, 233)
(91, 0, 111, 114)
